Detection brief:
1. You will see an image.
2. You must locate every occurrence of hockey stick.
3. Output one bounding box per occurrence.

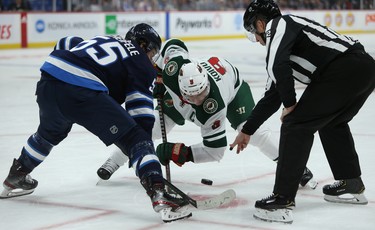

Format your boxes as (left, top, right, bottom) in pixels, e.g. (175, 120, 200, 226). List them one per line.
(157, 97, 172, 186)
(163, 178, 236, 210)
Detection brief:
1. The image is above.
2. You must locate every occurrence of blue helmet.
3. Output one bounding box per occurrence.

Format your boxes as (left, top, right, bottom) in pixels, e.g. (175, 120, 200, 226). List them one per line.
(125, 23, 162, 53)
(243, 0, 281, 33)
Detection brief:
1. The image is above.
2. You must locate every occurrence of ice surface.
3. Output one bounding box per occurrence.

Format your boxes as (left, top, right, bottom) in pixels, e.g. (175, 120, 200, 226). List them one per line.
(0, 34, 374, 230)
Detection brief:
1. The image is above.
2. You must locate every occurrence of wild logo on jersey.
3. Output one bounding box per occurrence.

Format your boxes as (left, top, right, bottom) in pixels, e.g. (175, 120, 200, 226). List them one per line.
(165, 61, 178, 76)
(203, 98, 218, 114)
(164, 98, 174, 107)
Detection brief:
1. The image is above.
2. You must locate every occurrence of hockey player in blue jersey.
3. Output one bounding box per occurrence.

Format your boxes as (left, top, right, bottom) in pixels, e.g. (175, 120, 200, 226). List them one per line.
(0, 23, 192, 222)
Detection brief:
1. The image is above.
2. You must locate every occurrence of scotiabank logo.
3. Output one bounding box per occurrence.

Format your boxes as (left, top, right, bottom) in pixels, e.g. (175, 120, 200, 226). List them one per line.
(365, 14, 375, 25)
(0, 24, 12, 39)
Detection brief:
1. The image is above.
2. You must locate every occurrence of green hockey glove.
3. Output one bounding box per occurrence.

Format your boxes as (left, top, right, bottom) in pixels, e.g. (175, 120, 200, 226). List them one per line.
(156, 142, 193, 167)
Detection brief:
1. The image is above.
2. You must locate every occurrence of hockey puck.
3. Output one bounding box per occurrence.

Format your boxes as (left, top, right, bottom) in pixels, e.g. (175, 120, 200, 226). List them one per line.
(201, 178, 213, 185)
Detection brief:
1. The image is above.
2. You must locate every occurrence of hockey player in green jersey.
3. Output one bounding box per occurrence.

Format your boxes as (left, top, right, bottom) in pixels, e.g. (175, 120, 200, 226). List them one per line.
(97, 38, 317, 189)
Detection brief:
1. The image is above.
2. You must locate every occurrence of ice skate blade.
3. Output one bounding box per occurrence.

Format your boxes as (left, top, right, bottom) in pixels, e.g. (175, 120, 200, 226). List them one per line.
(253, 207, 293, 224)
(300, 177, 318, 189)
(0, 188, 35, 199)
(324, 193, 368, 205)
(307, 177, 318, 189)
(96, 178, 103, 186)
(160, 206, 192, 223)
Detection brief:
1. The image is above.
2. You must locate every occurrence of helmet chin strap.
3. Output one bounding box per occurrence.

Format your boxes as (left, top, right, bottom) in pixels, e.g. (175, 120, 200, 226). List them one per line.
(255, 31, 267, 44)
(251, 17, 268, 45)
(259, 32, 267, 44)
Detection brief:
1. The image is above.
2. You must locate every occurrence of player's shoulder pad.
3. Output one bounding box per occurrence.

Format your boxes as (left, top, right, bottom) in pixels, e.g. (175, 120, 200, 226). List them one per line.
(161, 38, 188, 57)
(54, 36, 84, 50)
(162, 57, 191, 96)
(163, 56, 191, 78)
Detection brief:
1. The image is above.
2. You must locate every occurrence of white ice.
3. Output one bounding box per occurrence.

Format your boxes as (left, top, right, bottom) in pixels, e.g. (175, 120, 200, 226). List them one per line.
(0, 34, 374, 230)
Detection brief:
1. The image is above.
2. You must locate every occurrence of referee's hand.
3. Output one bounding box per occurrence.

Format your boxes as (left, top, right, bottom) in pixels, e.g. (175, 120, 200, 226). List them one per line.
(281, 103, 297, 122)
(230, 132, 250, 154)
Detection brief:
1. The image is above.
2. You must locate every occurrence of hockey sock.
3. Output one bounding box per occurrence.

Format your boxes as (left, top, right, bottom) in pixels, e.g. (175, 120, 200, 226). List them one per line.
(131, 141, 164, 187)
(115, 126, 163, 183)
(114, 125, 150, 158)
(18, 132, 54, 173)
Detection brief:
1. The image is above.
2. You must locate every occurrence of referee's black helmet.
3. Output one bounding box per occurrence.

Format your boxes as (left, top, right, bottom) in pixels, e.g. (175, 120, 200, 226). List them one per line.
(243, 0, 281, 33)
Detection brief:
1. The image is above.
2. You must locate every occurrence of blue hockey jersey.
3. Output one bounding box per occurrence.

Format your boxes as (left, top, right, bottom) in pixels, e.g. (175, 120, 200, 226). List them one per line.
(40, 35, 156, 135)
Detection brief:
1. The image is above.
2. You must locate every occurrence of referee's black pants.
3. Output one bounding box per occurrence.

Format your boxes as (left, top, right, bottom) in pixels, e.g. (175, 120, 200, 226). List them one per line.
(273, 49, 375, 198)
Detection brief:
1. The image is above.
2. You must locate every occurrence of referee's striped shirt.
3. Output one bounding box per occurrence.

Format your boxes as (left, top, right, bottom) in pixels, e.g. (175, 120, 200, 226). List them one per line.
(242, 14, 363, 135)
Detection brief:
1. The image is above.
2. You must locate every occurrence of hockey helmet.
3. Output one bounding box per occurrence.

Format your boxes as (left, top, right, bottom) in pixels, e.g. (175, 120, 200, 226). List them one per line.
(243, 0, 281, 34)
(125, 23, 162, 53)
(178, 62, 209, 97)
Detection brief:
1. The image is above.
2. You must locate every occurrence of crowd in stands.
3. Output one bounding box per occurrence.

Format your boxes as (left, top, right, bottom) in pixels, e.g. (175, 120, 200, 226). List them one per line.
(0, 0, 373, 12)
(278, 0, 373, 9)
(67, 0, 249, 11)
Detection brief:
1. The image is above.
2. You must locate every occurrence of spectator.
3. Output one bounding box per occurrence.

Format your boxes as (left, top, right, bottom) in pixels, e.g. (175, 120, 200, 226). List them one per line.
(102, 0, 116, 11)
(89, 0, 102, 11)
(135, 0, 152, 11)
(8, 0, 31, 11)
(122, 0, 135, 11)
(71, 0, 84, 11)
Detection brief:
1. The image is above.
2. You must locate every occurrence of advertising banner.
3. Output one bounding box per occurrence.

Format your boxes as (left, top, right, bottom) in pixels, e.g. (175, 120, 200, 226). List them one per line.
(169, 11, 245, 39)
(287, 10, 375, 33)
(0, 10, 374, 49)
(105, 12, 165, 39)
(27, 13, 103, 47)
(0, 13, 21, 48)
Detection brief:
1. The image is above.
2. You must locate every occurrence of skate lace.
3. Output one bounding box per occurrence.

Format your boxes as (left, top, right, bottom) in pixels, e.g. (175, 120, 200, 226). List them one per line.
(330, 180, 345, 188)
(262, 193, 276, 201)
(101, 159, 119, 173)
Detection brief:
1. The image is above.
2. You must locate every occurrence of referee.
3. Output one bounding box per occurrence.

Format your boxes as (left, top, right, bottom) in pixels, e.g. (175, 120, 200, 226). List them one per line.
(230, 0, 375, 223)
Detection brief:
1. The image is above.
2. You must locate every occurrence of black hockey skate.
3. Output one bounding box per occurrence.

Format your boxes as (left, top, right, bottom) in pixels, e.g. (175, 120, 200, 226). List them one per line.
(253, 193, 295, 224)
(0, 159, 38, 199)
(141, 177, 192, 222)
(323, 177, 368, 205)
(299, 167, 318, 189)
(97, 158, 120, 180)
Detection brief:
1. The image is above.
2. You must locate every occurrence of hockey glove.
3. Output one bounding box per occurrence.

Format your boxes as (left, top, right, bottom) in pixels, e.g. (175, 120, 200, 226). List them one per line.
(153, 65, 166, 98)
(156, 142, 193, 167)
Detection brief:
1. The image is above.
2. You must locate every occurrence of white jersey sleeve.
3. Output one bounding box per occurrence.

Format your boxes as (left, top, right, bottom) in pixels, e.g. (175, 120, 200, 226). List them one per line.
(190, 110, 228, 163)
